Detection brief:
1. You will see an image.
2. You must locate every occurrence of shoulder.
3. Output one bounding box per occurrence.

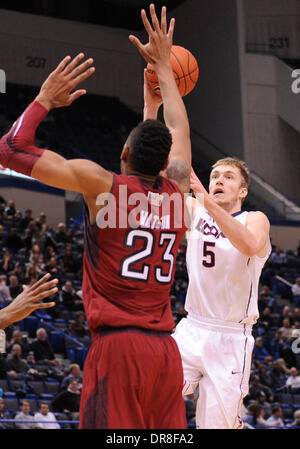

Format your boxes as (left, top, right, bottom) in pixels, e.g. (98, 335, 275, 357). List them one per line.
(246, 211, 270, 227)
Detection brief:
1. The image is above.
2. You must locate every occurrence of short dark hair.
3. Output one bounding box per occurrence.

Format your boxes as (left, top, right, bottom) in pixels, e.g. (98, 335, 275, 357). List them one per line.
(127, 119, 172, 176)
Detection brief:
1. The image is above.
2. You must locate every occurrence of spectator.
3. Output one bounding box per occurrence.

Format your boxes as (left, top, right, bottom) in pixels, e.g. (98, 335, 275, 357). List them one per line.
(285, 367, 300, 391)
(269, 330, 285, 360)
(0, 274, 11, 301)
(0, 397, 13, 429)
(292, 278, 300, 307)
(278, 306, 294, 327)
(60, 244, 78, 275)
(259, 285, 278, 312)
(4, 200, 16, 219)
(0, 250, 15, 274)
(252, 391, 273, 418)
(31, 328, 59, 366)
(5, 228, 23, 254)
(35, 212, 48, 231)
(19, 209, 33, 232)
(253, 337, 273, 362)
(60, 364, 83, 391)
(249, 375, 273, 402)
(9, 262, 26, 285)
(242, 403, 260, 427)
(55, 223, 71, 244)
(288, 409, 300, 428)
(266, 405, 285, 428)
(68, 311, 90, 346)
(279, 318, 295, 343)
(14, 400, 37, 429)
(258, 306, 276, 329)
(6, 330, 30, 358)
(270, 359, 289, 391)
(8, 275, 23, 299)
(44, 256, 60, 277)
(60, 281, 83, 311)
(256, 362, 273, 388)
(270, 246, 287, 264)
(292, 308, 300, 326)
(40, 224, 56, 253)
(6, 343, 30, 379)
(34, 402, 60, 429)
(256, 406, 283, 428)
(51, 379, 81, 421)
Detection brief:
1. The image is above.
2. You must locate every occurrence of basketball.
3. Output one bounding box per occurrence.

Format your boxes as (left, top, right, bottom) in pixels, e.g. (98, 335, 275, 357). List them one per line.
(145, 45, 199, 97)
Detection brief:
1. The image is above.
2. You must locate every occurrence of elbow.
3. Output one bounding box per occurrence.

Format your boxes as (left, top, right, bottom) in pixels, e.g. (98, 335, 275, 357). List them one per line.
(244, 243, 260, 259)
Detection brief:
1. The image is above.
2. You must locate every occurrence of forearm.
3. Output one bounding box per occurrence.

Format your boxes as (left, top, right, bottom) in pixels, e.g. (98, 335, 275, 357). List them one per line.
(0, 306, 14, 330)
(143, 103, 160, 120)
(204, 194, 260, 257)
(156, 63, 189, 133)
(0, 101, 48, 176)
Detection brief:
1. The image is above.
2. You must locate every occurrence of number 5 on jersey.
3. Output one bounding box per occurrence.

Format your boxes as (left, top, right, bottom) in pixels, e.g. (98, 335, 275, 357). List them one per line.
(203, 241, 216, 268)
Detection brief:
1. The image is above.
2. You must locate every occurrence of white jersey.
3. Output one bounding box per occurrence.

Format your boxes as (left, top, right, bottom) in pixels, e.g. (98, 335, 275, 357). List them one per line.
(185, 207, 271, 326)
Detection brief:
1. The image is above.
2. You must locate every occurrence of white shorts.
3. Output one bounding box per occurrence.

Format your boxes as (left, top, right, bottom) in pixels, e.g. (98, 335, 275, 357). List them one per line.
(172, 314, 254, 429)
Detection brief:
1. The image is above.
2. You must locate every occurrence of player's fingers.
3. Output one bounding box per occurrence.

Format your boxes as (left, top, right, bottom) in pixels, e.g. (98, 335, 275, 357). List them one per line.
(141, 8, 154, 36)
(29, 273, 52, 291)
(68, 58, 94, 80)
(149, 4, 161, 34)
(129, 36, 155, 64)
(167, 17, 175, 41)
(161, 6, 167, 34)
(63, 53, 85, 75)
(55, 56, 72, 74)
(71, 66, 95, 87)
(35, 301, 56, 310)
(129, 35, 143, 49)
(22, 284, 29, 291)
(33, 287, 58, 301)
(68, 89, 87, 104)
(32, 278, 59, 296)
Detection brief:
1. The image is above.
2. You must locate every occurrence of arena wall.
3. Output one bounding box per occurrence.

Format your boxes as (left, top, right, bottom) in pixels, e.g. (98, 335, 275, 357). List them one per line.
(0, 174, 65, 229)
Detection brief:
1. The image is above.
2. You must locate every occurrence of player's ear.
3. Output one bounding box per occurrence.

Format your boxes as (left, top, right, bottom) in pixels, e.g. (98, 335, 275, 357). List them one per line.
(162, 156, 170, 171)
(239, 186, 248, 202)
(120, 143, 129, 161)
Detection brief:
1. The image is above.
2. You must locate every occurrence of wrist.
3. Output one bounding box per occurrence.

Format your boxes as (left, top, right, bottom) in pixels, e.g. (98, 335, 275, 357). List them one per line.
(143, 103, 160, 120)
(35, 94, 53, 112)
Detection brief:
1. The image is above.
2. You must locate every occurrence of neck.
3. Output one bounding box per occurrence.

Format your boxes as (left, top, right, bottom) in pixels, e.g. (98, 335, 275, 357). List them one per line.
(212, 198, 242, 215)
(126, 169, 158, 184)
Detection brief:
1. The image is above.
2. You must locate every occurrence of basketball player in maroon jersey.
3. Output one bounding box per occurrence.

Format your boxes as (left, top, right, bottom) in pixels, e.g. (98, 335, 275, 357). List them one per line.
(0, 5, 191, 428)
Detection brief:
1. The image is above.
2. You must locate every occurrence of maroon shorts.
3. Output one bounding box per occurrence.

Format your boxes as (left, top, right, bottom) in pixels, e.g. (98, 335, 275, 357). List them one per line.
(79, 327, 186, 429)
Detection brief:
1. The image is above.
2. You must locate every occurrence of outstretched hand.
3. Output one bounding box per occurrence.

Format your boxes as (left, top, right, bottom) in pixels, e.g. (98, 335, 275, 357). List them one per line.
(190, 167, 206, 195)
(35, 53, 95, 111)
(4, 273, 58, 327)
(129, 4, 175, 66)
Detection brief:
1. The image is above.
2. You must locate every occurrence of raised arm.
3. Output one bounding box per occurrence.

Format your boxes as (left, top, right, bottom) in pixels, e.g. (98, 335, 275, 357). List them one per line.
(0, 53, 113, 196)
(130, 4, 191, 193)
(189, 168, 270, 258)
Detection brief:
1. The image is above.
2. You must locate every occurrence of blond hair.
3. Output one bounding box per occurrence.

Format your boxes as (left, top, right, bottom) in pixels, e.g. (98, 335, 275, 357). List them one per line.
(212, 157, 250, 189)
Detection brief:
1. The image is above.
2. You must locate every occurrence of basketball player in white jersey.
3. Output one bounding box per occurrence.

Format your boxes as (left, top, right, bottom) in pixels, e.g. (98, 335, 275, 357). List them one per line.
(172, 158, 271, 429)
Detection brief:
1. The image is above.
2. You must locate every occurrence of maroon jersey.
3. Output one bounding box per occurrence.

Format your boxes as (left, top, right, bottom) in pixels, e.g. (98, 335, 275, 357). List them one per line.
(82, 174, 187, 334)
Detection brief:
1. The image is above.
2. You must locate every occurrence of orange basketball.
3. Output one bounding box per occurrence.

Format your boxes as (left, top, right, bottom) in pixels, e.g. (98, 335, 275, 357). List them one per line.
(146, 45, 199, 97)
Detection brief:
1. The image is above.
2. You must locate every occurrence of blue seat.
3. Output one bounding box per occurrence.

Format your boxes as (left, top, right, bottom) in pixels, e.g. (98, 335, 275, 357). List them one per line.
(75, 347, 88, 368)
(66, 347, 76, 363)
(50, 331, 66, 353)
(44, 381, 60, 395)
(3, 397, 19, 412)
(24, 315, 40, 337)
